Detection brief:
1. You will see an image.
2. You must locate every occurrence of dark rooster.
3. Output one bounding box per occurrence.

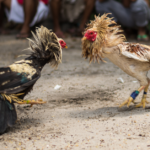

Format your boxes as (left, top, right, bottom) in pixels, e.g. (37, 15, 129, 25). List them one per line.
(0, 26, 67, 134)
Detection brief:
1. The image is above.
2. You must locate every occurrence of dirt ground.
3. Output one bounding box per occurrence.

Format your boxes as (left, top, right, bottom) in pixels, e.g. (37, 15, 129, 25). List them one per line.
(1, 35, 150, 150)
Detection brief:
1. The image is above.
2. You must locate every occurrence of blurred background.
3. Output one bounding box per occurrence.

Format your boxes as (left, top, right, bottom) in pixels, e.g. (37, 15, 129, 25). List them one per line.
(1, 1, 150, 149)
(0, 0, 150, 41)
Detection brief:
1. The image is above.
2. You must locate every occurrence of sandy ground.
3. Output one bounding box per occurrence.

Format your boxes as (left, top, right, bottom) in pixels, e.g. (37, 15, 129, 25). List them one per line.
(0, 35, 150, 150)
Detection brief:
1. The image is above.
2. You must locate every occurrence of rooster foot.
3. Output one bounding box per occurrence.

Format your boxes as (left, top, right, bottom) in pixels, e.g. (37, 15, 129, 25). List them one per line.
(30, 99, 46, 107)
(120, 90, 140, 108)
(136, 98, 149, 108)
(119, 97, 135, 108)
(18, 99, 46, 106)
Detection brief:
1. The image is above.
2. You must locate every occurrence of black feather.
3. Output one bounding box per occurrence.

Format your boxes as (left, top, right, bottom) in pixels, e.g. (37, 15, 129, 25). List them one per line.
(0, 98, 17, 134)
(28, 26, 62, 67)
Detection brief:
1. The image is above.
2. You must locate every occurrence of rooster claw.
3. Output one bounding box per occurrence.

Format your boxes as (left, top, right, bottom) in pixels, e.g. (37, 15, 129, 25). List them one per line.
(136, 98, 149, 108)
(28, 99, 46, 105)
(18, 99, 46, 105)
(119, 97, 134, 108)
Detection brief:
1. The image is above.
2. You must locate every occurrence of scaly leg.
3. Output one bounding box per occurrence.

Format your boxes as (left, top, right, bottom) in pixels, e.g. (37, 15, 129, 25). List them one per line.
(136, 84, 149, 108)
(119, 86, 146, 108)
(17, 99, 46, 106)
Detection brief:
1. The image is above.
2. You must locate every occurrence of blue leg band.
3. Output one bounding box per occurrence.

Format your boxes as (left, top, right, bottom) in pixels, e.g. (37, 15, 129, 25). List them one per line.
(144, 91, 147, 95)
(130, 90, 139, 100)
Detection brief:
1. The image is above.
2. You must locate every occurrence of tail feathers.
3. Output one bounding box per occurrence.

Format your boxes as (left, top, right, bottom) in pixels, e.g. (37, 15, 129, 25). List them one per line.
(0, 99, 17, 134)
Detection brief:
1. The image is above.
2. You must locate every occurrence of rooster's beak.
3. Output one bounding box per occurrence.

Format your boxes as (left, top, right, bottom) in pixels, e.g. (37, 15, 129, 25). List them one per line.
(65, 45, 68, 49)
(82, 37, 87, 40)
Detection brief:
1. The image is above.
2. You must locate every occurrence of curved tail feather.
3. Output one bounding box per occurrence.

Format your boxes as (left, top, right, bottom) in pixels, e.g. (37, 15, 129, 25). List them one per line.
(0, 98, 17, 134)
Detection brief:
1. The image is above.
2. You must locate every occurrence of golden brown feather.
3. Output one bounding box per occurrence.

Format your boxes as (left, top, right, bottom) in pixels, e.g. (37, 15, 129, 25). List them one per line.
(82, 14, 126, 63)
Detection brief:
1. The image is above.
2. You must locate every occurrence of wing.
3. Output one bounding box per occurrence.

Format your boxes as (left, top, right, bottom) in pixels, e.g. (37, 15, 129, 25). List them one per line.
(0, 67, 40, 94)
(118, 42, 150, 62)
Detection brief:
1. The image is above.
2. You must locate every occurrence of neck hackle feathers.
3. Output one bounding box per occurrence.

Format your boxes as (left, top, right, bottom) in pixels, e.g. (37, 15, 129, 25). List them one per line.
(27, 26, 62, 68)
(82, 13, 126, 63)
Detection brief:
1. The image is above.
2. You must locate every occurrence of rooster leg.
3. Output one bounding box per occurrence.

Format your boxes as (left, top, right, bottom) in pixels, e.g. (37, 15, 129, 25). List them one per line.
(18, 99, 46, 105)
(119, 86, 146, 108)
(136, 83, 149, 108)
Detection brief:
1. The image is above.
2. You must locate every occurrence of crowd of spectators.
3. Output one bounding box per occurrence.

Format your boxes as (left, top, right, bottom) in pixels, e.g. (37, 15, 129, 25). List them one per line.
(0, 0, 150, 41)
